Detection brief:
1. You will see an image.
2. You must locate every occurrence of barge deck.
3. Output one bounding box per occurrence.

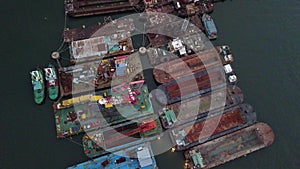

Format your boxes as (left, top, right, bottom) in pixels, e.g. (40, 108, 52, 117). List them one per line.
(65, 0, 143, 17)
(83, 116, 162, 158)
(155, 67, 227, 105)
(64, 18, 135, 43)
(147, 39, 233, 68)
(170, 103, 256, 151)
(160, 85, 243, 129)
(69, 32, 134, 64)
(184, 122, 274, 169)
(178, 1, 214, 17)
(54, 80, 154, 138)
(153, 46, 233, 84)
(58, 53, 143, 97)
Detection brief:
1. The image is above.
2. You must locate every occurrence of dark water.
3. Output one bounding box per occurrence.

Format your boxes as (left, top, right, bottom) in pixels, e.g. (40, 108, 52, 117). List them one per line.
(1, 0, 299, 169)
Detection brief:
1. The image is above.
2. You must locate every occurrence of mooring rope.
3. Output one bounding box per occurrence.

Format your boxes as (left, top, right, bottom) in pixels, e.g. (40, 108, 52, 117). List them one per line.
(56, 12, 68, 52)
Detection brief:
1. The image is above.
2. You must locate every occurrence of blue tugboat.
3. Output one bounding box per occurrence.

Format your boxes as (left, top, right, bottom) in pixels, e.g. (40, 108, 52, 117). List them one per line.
(202, 13, 218, 40)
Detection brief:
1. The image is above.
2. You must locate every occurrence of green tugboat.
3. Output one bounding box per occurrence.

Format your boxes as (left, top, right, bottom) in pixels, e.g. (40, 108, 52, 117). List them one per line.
(44, 64, 59, 100)
(30, 69, 45, 104)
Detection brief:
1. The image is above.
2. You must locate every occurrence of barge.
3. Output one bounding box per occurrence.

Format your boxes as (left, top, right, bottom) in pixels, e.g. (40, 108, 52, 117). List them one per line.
(53, 94, 105, 138)
(65, 0, 144, 17)
(54, 103, 87, 138)
(166, 33, 206, 57)
(160, 85, 243, 129)
(170, 103, 257, 151)
(67, 143, 157, 169)
(184, 122, 274, 169)
(82, 116, 162, 158)
(147, 33, 207, 66)
(153, 46, 234, 84)
(176, 1, 215, 17)
(144, 13, 205, 49)
(54, 80, 155, 138)
(154, 67, 229, 105)
(147, 37, 233, 67)
(63, 18, 135, 43)
(147, 34, 173, 49)
(58, 53, 143, 97)
(190, 14, 205, 32)
(69, 31, 134, 64)
(144, 0, 172, 7)
(146, 4, 175, 14)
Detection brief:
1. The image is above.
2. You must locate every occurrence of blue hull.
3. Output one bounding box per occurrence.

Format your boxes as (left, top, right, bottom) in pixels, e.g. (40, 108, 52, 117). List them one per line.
(67, 143, 157, 169)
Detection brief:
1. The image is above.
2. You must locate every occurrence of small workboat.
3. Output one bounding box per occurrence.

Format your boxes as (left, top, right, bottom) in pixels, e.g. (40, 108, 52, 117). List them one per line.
(202, 13, 218, 40)
(30, 69, 45, 104)
(44, 64, 59, 100)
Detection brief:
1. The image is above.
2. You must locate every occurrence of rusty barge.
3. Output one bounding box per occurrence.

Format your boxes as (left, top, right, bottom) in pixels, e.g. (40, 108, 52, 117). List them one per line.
(170, 103, 257, 151)
(63, 18, 135, 43)
(153, 46, 233, 84)
(184, 122, 274, 169)
(65, 0, 144, 17)
(154, 66, 229, 105)
(58, 53, 143, 97)
(176, 1, 215, 17)
(82, 115, 162, 158)
(160, 85, 243, 129)
(146, 4, 175, 14)
(144, 0, 214, 17)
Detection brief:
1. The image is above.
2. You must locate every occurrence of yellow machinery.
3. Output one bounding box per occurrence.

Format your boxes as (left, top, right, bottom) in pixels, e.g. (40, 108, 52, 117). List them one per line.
(61, 94, 103, 107)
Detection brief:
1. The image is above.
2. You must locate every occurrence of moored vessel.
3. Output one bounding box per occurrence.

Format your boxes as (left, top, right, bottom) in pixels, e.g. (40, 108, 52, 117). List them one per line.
(53, 94, 101, 138)
(176, 1, 215, 17)
(153, 46, 234, 84)
(65, 0, 144, 17)
(146, 4, 175, 14)
(190, 14, 205, 31)
(154, 67, 230, 105)
(159, 85, 243, 129)
(63, 18, 135, 43)
(54, 103, 86, 138)
(58, 54, 144, 97)
(82, 116, 162, 158)
(169, 103, 257, 151)
(54, 80, 155, 138)
(147, 41, 230, 67)
(67, 142, 158, 169)
(44, 64, 59, 100)
(184, 122, 275, 169)
(30, 69, 45, 104)
(217, 45, 233, 63)
(202, 13, 217, 40)
(68, 33, 134, 64)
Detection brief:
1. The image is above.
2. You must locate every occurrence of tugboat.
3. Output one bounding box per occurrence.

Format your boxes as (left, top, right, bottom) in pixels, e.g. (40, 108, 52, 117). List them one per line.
(30, 69, 45, 104)
(202, 13, 218, 40)
(44, 64, 59, 100)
